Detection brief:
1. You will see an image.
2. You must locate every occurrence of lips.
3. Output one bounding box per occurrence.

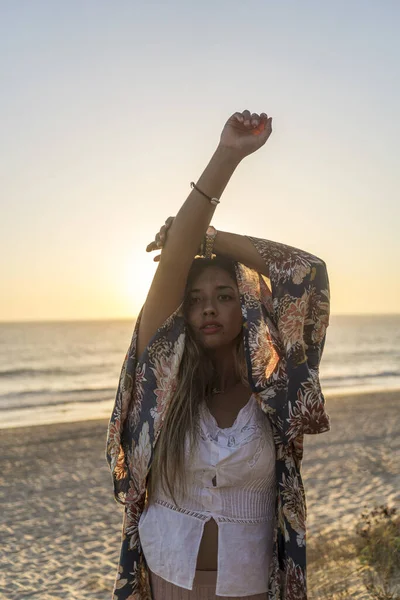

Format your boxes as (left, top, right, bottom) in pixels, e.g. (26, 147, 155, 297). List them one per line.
(201, 321, 222, 330)
(200, 322, 222, 335)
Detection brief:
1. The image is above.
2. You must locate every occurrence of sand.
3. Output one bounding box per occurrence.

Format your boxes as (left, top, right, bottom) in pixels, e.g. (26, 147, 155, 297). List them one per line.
(1, 389, 399, 599)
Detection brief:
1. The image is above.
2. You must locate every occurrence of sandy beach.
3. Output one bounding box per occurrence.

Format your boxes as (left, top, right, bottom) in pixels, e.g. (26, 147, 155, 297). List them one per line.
(1, 389, 399, 599)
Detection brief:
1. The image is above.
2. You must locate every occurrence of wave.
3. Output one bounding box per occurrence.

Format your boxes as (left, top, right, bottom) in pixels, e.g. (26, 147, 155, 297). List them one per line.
(0, 393, 116, 411)
(0, 386, 115, 398)
(322, 370, 400, 383)
(0, 366, 111, 378)
(0, 367, 71, 378)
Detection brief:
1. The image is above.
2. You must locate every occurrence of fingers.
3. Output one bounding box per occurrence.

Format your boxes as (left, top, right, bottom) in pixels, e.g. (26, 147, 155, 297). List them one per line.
(146, 241, 157, 252)
(242, 110, 251, 126)
(252, 113, 272, 136)
(233, 110, 272, 130)
(146, 233, 162, 252)
(233, 111, 244, 124)
(158, 218, 172, 245)
(146, 216, 175, 253)
(251, 113, 260, 127)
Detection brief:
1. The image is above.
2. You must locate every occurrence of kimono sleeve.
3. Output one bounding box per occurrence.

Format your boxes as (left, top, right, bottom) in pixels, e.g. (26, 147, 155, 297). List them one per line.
(245, 235, 331, 441)
(245, 235, 330, 367)
(105, 301, 187, 506)
(105, 307, 144, 505)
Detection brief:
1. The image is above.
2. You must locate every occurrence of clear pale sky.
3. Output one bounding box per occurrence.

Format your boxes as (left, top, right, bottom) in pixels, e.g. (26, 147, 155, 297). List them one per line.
(1, 1, 399, 322)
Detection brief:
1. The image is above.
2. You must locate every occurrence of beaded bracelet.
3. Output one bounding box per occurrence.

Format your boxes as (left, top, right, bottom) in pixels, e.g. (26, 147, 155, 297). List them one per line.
(190, 182, 220, 206)
(190, 182, 219, 256)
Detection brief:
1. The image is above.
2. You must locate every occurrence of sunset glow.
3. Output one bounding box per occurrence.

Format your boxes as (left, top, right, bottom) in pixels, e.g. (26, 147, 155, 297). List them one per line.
(1, 2, 399, 322)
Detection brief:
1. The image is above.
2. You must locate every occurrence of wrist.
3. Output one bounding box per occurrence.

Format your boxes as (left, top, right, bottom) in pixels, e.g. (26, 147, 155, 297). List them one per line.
(197, 226, 219, 258)
(213, 143, 243, 168)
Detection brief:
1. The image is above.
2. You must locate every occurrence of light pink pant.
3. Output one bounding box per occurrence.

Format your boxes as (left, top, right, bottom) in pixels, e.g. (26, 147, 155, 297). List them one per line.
(149, 570, 268, 600)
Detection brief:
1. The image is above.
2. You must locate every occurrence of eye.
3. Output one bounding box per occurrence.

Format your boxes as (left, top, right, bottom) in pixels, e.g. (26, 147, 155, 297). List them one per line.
(189, 297, 201, 305)
(219, 294, 233, 301)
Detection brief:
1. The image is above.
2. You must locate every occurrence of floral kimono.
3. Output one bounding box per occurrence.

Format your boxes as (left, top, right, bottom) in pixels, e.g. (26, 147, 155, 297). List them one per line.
(106, 235, 331, 600)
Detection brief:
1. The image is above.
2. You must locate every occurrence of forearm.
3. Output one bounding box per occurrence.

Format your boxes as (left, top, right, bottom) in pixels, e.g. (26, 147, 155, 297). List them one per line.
(214, 231, 327, 281)
(214, 231, 271, 277)
(160, 144, 241, 266)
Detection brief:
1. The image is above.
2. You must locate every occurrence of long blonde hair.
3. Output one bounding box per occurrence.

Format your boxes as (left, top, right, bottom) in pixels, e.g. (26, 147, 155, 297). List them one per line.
(146, 256, 249, 506)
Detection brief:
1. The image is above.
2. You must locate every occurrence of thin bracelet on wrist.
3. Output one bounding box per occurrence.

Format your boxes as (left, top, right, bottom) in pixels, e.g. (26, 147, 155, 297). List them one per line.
(190, 182, 220, 206)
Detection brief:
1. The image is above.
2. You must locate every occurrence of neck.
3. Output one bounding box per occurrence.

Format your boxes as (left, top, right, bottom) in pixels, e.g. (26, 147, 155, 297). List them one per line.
(209, 345, 239, 392)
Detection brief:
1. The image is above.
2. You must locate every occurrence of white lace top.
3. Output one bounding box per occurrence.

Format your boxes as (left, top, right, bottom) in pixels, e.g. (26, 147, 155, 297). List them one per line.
(138, 394, 277, 597)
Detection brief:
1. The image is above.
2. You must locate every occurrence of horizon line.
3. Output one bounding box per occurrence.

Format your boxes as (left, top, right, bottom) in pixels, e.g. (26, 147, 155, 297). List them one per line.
(1, 312, 400, 325)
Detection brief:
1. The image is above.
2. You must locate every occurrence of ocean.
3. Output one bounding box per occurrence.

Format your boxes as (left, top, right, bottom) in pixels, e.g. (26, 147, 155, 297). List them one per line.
(0, 314, 399, 428)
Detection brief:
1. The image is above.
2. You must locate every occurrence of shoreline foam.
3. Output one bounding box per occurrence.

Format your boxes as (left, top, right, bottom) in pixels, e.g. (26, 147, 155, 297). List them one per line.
(1, 385, 400, 430)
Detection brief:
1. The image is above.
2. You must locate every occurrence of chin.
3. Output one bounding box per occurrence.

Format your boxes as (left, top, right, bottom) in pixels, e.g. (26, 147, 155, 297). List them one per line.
(201, 335, 235, 351)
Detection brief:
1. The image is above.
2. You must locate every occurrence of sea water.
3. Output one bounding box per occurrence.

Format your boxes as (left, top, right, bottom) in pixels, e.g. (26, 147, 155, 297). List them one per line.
(0, 315, 399, 428)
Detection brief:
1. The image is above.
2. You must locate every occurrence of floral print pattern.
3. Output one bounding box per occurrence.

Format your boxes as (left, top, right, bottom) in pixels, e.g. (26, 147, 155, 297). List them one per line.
(106, 235, 331, 599)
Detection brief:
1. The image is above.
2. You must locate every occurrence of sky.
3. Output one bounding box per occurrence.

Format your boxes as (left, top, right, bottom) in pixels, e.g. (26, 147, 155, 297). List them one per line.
(1, 0, 399, 322)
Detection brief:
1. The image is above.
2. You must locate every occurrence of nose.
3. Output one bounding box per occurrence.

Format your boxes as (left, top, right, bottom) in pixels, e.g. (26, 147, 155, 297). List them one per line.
(203, 303, 217, 316)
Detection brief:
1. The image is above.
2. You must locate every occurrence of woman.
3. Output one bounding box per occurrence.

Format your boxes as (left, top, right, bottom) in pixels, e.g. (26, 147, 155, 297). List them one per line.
(106, 109, 331, 600)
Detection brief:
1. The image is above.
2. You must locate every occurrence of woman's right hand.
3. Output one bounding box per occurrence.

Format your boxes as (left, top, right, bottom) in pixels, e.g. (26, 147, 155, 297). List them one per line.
(219, 110, 273, 160)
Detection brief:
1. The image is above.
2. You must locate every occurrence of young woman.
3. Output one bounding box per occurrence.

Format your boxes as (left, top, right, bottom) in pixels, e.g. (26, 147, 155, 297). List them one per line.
(106, 110, 331, 600)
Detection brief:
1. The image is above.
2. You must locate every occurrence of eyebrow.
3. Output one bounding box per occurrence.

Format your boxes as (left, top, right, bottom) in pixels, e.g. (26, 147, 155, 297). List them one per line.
(189, 285, 236, 293)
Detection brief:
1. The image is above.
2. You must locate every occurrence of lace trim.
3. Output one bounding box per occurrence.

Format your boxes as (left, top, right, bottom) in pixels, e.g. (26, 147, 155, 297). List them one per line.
(217, 515, 275, 524)
(200, 394, 256, 437)
(154, 498, 209, 521)
(153, 498, 275, 525)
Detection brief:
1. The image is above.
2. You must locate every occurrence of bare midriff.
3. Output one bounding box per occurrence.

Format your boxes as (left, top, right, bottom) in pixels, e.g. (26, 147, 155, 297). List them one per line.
(196, 518, 219, 569)
(195, 384, 252, 571)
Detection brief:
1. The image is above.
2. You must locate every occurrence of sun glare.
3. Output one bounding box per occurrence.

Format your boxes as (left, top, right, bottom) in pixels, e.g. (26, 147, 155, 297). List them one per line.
(123, 251, 158, 317)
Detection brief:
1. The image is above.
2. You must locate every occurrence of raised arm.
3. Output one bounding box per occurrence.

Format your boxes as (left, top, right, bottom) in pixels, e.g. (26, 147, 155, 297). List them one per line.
(137, 110, 273, 358)
(213, 230, 271, 276)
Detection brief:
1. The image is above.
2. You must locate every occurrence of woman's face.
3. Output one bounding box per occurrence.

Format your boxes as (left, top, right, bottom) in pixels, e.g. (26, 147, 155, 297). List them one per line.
(186, 266, 243, 350)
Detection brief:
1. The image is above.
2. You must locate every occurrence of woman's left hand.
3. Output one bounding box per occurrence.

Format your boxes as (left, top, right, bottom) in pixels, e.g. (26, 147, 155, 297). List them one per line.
(146, 216, 175, 261)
